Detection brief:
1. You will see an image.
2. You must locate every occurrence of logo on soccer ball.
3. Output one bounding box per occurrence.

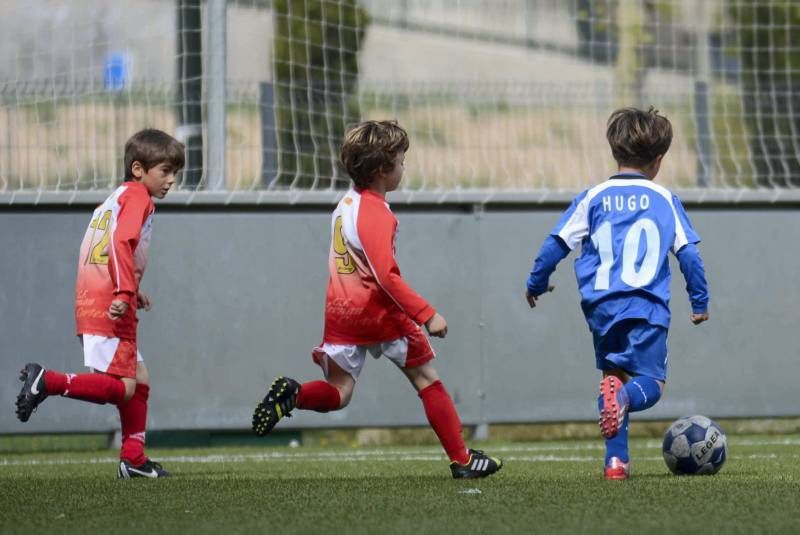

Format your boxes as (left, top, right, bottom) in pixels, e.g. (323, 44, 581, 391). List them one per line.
(662, 415, 727, 475)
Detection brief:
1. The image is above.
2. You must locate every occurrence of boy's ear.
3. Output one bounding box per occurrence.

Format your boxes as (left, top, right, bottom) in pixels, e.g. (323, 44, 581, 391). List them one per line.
(130, 161, 144, 179)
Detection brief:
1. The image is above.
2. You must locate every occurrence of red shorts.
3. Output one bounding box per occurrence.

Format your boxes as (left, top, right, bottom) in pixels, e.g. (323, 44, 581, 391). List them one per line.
(82, 334, 141, 378)
(313, 325, 435, 380)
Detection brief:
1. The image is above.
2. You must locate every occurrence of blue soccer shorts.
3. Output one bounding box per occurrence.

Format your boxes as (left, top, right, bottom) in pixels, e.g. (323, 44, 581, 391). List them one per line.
(592, 319, 668, 380)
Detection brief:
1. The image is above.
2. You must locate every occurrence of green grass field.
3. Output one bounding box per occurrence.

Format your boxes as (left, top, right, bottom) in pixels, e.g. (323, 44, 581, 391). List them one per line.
(2, 435, 799, 534)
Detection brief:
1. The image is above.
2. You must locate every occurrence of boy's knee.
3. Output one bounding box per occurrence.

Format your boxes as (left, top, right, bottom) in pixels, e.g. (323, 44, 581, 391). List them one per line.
(121, 379, 137, 402)
(336, 387, 353, 408)
(135, 363, 149, 386)
(326, 378, 354, 409)
(404, 363, 440, 392)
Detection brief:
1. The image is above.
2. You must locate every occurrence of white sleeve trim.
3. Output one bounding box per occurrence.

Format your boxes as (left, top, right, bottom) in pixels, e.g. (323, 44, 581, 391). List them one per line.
(556, 198, 589, 250)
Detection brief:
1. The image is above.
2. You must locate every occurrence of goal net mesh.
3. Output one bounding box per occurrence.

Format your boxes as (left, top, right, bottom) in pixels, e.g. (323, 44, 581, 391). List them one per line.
(1, 0, 799, 197)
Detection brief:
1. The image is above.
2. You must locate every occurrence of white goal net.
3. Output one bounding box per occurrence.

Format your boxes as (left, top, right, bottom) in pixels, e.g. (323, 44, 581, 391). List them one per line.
(1, 0, 799, 199)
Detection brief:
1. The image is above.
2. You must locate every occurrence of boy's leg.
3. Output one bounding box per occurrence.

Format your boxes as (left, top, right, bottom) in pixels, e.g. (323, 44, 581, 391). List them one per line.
(117, 361, 150, 467)
(598, 371, 631, 480)
(387, 328, 467, 464)
(594, 325, 631, 440)
(46, 370, 130, 403)
(596, 322, 668, 479)
(617, 323, 667, 415)
(389, 327, 501, 478)
(297, 359, 353, 411)
(402, 363, 469, 464)
(116, 360, 169, 478)
(16, 362, 128, 422)
(34, 335, 138, 407)
(599, 372, 663, 479)
(252, 345, 360, 436)
(402, 362, 502, 479)
(598, 372, 629, 459)
(598, 373, 630, 439)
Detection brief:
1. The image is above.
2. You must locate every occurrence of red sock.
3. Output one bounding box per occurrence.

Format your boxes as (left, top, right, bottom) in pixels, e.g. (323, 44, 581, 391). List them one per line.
(118, 383, 149, 466)
(296, 380, 341, 412)
(44, 371, 126, 405)
(419, 381, 470, 465)
(44, 371, 68, 394)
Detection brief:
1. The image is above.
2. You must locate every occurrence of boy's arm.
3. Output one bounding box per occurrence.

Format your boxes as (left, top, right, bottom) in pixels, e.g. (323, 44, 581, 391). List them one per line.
(357, 203, 436, 326)
(526, 235, 570, 296)
(525, 192, 588, 305)
(675, 243, 709, 318)
(671, 195, 709, 322)
(107, 189, 151, 305)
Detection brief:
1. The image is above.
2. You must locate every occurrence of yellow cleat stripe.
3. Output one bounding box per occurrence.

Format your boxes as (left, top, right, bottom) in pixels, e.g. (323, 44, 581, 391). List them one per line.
(275, 405, 283, 419)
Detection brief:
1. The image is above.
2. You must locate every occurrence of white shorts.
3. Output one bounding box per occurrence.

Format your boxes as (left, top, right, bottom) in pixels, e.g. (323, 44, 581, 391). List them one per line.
(312, 327, 435, 381)
(82, 334, 143, 378)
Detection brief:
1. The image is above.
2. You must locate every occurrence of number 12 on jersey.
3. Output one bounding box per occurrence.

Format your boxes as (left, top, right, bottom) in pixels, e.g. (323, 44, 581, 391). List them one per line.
(85, 210, 112, 265)
(590, 218, 660, 290)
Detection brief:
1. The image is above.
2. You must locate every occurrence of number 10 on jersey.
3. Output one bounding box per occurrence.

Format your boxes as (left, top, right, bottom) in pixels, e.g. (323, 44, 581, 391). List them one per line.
(590, 218, 660, 290)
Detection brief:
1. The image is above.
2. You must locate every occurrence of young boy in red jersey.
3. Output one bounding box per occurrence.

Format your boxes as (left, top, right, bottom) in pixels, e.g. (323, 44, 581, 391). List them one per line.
(252, 120, 502, 479)
(15, 129, 184, 479)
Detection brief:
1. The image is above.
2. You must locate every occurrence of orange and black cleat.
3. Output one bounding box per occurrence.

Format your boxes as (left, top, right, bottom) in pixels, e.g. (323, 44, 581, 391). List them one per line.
(599, 375, 629, 439)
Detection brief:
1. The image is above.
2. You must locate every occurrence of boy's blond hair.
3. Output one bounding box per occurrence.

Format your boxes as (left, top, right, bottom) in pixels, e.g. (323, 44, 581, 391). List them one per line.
(340, 120, 409, 188)
(606, 107, 672, 168)
(124, 129, 185, 181)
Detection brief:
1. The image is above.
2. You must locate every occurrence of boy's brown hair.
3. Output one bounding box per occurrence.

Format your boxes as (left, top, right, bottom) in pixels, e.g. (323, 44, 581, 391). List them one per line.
(340, 120, 409, 188)
(123, 129, 185, 181)
(606, 107, 672, 168)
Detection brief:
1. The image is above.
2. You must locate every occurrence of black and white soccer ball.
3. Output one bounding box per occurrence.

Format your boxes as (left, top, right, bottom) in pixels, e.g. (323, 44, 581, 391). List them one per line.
(662, 415, 727, 475)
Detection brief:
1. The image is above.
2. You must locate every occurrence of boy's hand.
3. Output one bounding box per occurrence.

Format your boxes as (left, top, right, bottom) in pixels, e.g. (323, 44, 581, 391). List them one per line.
(137, 291, 152, 311)
(108, 300, 129, 320)
(425, 313, 448, 338)
(691, 312, 709, 325)
(525, 285, 555, 308)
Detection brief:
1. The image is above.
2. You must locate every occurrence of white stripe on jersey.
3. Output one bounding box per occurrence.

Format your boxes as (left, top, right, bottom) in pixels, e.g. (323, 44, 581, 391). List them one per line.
(110, 215, 121, 293)
(105, 185, 127, 294)
(557, 179, 689, 252)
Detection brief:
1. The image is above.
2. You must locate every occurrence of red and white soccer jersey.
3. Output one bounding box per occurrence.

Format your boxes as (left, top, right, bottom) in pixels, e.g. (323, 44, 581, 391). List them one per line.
(75, 181, 154, 341)
(322, 188, 436, 345)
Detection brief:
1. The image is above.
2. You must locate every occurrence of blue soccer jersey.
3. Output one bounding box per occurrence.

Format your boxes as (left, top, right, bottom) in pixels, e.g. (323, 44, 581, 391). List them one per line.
(527, 174, 709, 335)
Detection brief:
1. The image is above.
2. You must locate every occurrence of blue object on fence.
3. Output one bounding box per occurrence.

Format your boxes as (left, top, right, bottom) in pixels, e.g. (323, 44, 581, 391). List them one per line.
(104, 52, 129, 91)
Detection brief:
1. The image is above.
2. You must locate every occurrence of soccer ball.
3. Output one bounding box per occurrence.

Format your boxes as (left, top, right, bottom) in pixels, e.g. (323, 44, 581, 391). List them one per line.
(662, 415, 727, 475)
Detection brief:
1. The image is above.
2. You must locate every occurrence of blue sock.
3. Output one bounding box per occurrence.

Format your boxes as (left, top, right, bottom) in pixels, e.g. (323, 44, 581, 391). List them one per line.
(624, 376, 662, 413)
(598, 393, 629, 464)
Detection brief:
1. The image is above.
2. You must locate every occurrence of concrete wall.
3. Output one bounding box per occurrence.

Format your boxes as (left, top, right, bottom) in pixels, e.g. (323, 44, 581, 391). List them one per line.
(1, 204, 798, 433)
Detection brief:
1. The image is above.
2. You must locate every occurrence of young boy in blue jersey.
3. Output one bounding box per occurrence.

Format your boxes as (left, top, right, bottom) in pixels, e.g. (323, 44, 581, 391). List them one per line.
(525, 107, 709, 480)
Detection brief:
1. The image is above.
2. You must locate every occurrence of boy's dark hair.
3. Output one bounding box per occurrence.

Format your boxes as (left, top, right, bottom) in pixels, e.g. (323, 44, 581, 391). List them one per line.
(606, 107, 673, 168)
(340, 120, 409, 188)
(123, 129, 185, 181)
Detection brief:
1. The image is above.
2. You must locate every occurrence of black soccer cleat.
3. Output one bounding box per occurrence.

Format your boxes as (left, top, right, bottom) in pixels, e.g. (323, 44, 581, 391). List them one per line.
(252, 376, 300, 437)
(15, 363, 48, 423)
(450, 449, 503, 479)
(118, 459, 171, 479)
